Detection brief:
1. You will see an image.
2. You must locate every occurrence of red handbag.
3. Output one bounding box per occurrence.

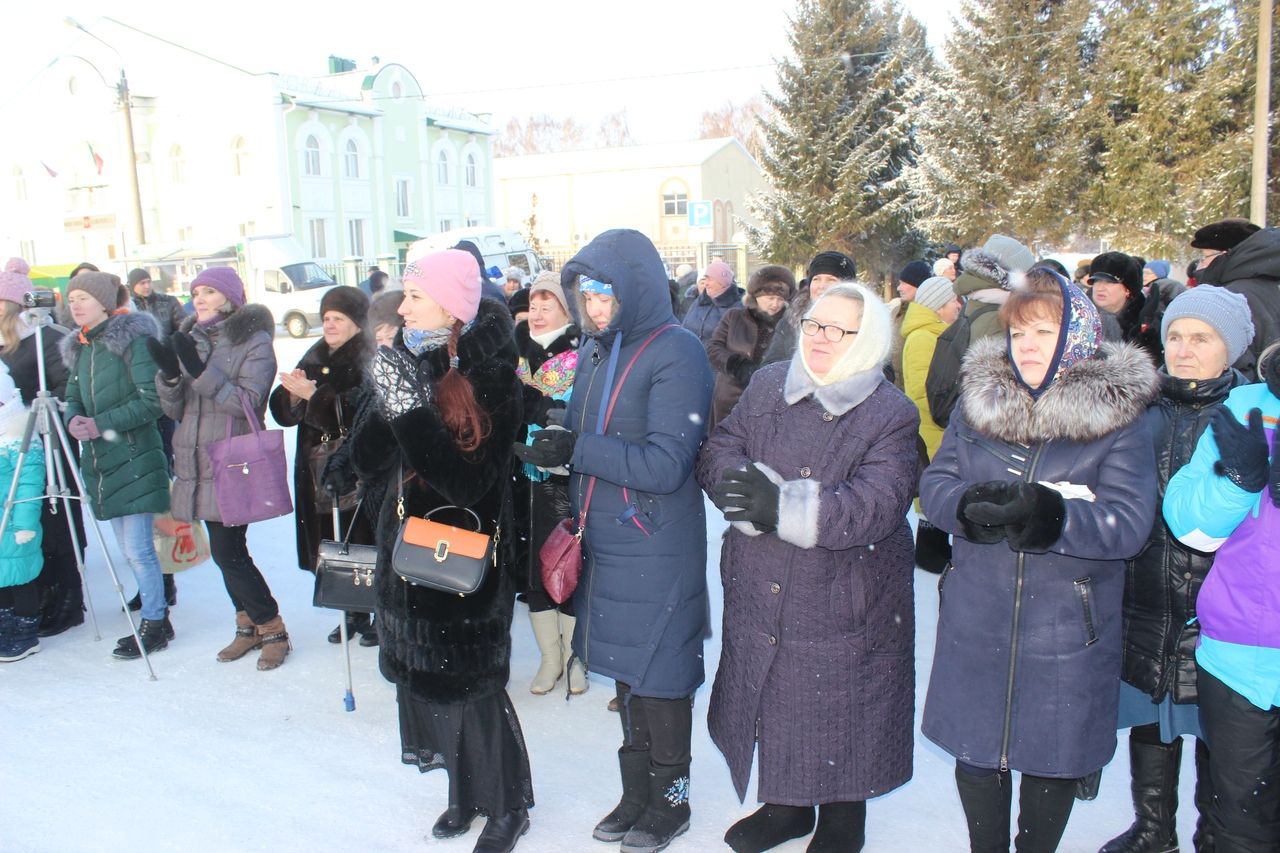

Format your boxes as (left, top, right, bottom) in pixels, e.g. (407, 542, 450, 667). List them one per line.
(539, 325, 675, 604)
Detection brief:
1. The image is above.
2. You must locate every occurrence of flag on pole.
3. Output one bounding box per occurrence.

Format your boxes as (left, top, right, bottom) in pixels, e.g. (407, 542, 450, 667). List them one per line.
(41, 161, 58, 178)
(87, 143, 104, 174)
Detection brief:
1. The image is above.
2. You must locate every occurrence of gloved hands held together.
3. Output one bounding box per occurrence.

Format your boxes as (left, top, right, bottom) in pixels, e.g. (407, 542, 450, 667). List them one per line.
(146, 337, 181, 380)
(512, 428, 577, 469)
(712, 464, 779, 533)
(960, 480, 1065, 553)
(171, 332, 207, 379)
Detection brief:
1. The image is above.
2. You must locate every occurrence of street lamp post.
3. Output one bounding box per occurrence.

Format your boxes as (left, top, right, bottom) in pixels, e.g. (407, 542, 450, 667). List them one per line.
(66, 17, 145, 247)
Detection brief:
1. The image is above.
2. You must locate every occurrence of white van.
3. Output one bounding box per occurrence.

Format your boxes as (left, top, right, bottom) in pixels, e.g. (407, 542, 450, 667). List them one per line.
(408, 227, 544, 283)
(238, 235, 339, 337)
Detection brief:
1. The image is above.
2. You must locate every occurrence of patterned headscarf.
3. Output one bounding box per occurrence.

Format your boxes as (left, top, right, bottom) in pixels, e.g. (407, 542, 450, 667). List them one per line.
(1008, 271, 1101, 398)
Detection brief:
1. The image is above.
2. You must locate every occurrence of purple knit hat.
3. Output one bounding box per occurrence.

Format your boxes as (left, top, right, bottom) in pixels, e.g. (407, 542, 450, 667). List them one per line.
(0, 258, 34, 306)
(190, 267, 246, 308)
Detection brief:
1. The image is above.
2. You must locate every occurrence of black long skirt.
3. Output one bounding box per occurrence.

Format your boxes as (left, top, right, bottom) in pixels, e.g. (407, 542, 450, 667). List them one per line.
(397, 685, 535, 816)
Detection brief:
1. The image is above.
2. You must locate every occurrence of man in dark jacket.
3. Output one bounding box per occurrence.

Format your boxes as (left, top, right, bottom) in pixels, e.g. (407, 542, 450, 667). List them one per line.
(128, 269, 184, 340)
(1193, 223, 1279, 378)
(682, 260, 744, 346)
(450, 240, 509, 304)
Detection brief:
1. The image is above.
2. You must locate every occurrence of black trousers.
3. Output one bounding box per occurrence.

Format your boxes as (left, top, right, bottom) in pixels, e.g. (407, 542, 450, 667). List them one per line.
(0, 578, 41, 616)
(205, 521, 279, 624)
(616, 681, 693, 766)
(1199, 668, 1280, 852)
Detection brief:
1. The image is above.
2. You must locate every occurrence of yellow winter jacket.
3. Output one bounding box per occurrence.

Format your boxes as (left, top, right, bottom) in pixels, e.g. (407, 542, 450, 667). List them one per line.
(900, 301, 948, 460)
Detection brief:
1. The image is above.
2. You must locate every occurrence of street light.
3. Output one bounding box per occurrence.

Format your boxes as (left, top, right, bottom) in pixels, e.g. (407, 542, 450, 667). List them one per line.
(64, 16, 145, 246)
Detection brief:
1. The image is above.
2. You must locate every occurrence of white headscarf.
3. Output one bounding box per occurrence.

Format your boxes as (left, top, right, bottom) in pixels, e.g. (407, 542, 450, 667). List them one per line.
(800, 282, 891, 386)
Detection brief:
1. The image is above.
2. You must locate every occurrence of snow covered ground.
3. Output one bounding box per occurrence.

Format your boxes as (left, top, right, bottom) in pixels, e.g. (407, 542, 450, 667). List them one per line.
(0, 331, 1204, 852)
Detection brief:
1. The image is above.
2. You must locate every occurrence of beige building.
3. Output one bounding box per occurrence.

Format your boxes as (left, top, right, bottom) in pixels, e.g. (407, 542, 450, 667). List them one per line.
(493, 137, 765, 262)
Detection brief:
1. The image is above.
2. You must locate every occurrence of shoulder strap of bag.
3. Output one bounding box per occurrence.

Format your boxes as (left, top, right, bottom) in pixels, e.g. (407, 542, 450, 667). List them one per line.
(226, 389, 263, 440)
(576, 323, 678, 529)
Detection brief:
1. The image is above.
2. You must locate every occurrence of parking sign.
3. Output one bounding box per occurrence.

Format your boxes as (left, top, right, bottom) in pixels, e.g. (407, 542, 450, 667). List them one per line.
(687, 201, 712, 229)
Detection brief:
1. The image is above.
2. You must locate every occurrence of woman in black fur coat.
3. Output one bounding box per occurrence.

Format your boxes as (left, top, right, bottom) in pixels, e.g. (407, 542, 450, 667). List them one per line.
(268, 286, 377, 644)
(344, 250, 532, 852)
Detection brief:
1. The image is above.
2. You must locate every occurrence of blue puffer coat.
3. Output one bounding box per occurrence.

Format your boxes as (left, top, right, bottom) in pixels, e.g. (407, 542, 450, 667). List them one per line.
(561, 229, 715, 699)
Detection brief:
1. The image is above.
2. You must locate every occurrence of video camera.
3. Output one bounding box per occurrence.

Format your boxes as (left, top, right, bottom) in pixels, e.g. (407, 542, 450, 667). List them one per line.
(22, 289, 58, 309)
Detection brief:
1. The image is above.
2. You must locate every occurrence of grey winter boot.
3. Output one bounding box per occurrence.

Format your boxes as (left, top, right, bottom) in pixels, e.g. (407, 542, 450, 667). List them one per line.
(620, 761, 690, 853)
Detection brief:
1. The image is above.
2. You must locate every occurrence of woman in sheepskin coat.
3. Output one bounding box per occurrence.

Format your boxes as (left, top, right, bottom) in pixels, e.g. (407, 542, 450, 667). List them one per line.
(697, 283, 918, 852)
(920, 269, 1158, 852)
(705, 264, 794, 426)
(345, 250, 532, 851)
(150, 268, 288, 671)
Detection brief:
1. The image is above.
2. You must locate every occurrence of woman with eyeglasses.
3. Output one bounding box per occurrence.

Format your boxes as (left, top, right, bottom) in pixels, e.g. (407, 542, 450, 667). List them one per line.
(697, 283, 919, 853)
(920, 269, 1158, 852)
(1087, 252, 1163, 363)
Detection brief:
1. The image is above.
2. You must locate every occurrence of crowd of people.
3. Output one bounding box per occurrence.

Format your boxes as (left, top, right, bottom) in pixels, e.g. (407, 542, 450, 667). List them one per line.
(0, 216, 1277, 853)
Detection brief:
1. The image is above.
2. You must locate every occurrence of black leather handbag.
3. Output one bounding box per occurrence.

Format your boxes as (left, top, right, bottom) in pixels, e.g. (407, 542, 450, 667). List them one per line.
(390, 472, 494, 597)
(313, 499, 377, 613)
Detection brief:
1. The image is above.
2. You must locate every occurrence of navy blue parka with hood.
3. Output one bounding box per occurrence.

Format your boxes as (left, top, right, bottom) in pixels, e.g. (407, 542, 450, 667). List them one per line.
(560, 229, 715, 699)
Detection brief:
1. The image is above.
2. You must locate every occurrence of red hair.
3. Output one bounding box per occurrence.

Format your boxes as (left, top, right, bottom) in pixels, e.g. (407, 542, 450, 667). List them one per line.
(999, 268, 1065, 329)
(436, 320, 491, 453)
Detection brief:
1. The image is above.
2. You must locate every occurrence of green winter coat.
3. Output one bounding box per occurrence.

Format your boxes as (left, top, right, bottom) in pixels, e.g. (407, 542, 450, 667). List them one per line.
(60, 312, 170, 520)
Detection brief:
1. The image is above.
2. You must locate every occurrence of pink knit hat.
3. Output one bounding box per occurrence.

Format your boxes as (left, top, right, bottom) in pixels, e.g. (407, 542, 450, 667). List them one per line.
(0, 258, 34, 306)
(402, 249, 481, 324)
(701, 260, 734, 289)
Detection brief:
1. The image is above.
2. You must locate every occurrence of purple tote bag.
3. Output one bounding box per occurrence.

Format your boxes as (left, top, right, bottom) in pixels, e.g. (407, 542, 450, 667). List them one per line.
(205, 390, 293, 526)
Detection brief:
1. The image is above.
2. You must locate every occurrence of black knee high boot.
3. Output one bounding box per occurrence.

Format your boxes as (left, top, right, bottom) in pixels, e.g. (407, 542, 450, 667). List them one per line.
(1192, 739, 1216, 853)
(1015, 774, 1076, 853)
(806, 801, 866, 852)
(619, 692, 693, 853)
(1099, 726, 1181, 853)
(955, 765, 1012, 853)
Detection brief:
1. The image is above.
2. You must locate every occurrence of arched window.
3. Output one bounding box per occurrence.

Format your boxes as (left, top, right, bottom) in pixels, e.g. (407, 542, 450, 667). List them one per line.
(436, 150, 451, 185)
(170, 144, 186, 184)
(391, 81, 403, 100)
(232, 137, 249, 177)
(465, 153, 477, 187)
(343, 139, 360, 179)
(303, 135, 321, 176)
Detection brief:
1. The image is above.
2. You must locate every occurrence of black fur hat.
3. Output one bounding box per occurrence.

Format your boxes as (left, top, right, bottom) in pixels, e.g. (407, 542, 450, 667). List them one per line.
(1088, 252, 1142, 297)
(1190, 218, 1260, 251)
(320, 285, 369, 327)
(806, 251, 857, 281)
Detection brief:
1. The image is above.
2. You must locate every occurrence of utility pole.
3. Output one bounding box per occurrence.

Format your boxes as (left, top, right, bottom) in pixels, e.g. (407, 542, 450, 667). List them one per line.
(115, 69, 145, 246)
(1250, 0, 1273, 224)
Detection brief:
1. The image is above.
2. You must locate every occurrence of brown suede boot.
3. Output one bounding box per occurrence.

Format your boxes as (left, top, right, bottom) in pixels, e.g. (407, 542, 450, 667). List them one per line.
(216, 611, 261, 662)
(255, 615, 290, 671)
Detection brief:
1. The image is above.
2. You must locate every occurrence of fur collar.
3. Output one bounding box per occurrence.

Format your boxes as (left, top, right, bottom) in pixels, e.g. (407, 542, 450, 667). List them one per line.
(179, 303, 275, 346)
(959, 335, 1158, 444)
(59, 311, 161, 369)
(784, 353, 884, 415)
(298, 332, 371, 387)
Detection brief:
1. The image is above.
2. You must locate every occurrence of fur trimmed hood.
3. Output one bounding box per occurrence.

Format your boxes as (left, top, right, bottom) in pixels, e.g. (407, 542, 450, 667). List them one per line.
(953, 250, 1023, 297)
(959, 335, 1158, 444)
(178, 303, 274, 346)
(59, 310, 161, 368)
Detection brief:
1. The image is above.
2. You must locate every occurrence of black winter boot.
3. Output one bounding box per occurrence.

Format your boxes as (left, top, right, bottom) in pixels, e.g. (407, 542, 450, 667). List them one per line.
(125, 574, 177, 612)
(955, 765, 1013, 853)
(1192, 738, 1215, 853)
(725, 803, 816, 852)
(620, 762, 690, 853)
(472, 808, 529, 853)
(431, 805, 479, 839)
(112, 615, 171, 660)
(37, 583, 84, 637)
(914, 518, 953, 574)
(1099, 730, 1181, 853)
(594, 749, 652, 841)
(1014, 774, 1076, 853)
(328, 611, 370, 643)
(806, 801, 866, 852)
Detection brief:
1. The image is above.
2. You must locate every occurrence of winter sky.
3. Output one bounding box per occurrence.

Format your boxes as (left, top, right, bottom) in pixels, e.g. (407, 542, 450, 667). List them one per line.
(3, 0, 964, 146)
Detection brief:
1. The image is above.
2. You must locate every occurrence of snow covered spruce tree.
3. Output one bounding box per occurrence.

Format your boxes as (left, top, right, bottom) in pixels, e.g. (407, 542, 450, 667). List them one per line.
(1081, 0, 1257, 256)
(748, 0, 928, 283)
(907, 0, 1095, 246)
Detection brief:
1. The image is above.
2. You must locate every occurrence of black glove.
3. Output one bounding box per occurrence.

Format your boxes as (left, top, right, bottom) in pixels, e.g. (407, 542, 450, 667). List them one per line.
(1211, 407, 1269, 493)
(171, 332, 207, 379)
(956, 481, 1013, 544)
(146, 337, 180, 380)
(712, 465, 779, 533)
(726, 354, 757, 387)
(531, 397, 567, 428)
(1262, 344, 1280, 399)
(512, 428, 577, 468)
(321, 453, 357, 497)
(962, 480, 1066, 553)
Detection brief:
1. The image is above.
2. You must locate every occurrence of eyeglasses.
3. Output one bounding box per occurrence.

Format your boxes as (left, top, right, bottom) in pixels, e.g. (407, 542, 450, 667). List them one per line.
(1086, 273, 1120, 286)
(800, 319, 858, 342)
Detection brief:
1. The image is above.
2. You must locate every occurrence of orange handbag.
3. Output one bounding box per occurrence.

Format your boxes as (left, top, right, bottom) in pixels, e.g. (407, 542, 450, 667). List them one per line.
(390, 478, 495, 596)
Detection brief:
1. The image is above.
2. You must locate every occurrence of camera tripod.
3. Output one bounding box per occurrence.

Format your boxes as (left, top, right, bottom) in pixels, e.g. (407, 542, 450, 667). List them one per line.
(0, 306, 157, 679)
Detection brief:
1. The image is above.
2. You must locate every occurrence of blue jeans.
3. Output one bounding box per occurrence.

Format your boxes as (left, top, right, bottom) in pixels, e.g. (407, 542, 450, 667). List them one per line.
(109, 514, 166, 621)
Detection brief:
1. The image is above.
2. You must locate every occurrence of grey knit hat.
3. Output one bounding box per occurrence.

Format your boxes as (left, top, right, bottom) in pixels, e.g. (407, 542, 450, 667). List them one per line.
(914, 276, 957, 313)
(528, 271, 571, 316)
(1160, 286, 1255, 364)
(67, 271, 125, 313)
